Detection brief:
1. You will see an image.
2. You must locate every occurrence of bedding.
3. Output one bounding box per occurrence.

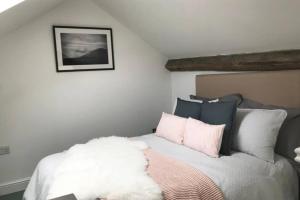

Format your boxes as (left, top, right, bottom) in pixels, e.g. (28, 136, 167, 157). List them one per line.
(156, 112, 186, 144)
(172, 98, 203, 114)
(200, 101, 237, 155)
(233, 109, 287, 163)
(24, 134, 298, 200)
(145, 149, 223, 200)
(183, 118, 225, 157)
(41, 137, 162, 200)
(174, 98, 202, 119)
(138, 134, 298, 200)
(174, 97, 237, 155)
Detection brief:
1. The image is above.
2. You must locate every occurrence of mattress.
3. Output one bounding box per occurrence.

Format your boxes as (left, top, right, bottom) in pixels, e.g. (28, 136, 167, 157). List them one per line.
(24, 134, 298, 200)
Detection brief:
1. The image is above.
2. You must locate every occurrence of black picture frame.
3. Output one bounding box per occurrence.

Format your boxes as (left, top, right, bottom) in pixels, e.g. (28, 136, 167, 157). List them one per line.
(53, 26, 115, 72)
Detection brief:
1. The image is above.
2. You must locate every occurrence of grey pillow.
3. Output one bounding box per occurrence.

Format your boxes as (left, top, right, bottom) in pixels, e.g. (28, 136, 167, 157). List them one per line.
(190, 93, 243, 105)
(233, 109, 287, 163)
(240, 98, 300, 161)
(277, 116, 300, 160)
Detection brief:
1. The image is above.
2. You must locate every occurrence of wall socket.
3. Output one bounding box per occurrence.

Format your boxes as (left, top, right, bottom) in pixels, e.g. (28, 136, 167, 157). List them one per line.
(0, 146, 10, 155)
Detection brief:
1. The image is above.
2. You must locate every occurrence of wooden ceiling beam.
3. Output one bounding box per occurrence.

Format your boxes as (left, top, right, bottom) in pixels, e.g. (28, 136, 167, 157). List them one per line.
(165, 49, 300, 71)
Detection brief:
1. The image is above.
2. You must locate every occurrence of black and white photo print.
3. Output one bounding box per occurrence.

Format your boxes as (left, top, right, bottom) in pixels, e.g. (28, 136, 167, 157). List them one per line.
(53, 26, 114, 72)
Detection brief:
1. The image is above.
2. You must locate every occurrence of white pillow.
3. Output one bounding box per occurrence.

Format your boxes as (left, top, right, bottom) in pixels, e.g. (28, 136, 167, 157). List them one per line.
(233, 109, 287, 163)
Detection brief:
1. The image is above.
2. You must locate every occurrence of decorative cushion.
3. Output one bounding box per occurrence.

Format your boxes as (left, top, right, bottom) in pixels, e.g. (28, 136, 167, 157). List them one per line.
(172, 98, 203, 114)
(190, 93, 243, 105)
(277, 115, 300, 161)
(233, 109, 287, 162)
(183, 118, 225, 158)
(174, 98, 202, 119)
(239, 98, 300, 161)
(200, 101, 237, 155)
(156, 112, 187, 144)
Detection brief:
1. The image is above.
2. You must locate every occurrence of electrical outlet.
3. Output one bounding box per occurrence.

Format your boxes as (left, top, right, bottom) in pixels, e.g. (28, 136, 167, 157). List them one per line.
(0, 146, 10, 155)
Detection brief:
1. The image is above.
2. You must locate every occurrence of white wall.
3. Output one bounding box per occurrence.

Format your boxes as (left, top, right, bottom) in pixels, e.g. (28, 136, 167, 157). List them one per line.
(0, 0, 171, 190)
(171, 72, 200, 103)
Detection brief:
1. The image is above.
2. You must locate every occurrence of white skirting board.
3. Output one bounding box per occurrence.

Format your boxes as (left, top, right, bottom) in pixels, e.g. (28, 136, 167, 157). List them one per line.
(0, 177, 30, 196)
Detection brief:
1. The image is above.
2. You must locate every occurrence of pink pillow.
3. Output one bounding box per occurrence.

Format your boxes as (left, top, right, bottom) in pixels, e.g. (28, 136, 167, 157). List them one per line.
(183, 118, 225, 158)
(156, 112, 187, 144)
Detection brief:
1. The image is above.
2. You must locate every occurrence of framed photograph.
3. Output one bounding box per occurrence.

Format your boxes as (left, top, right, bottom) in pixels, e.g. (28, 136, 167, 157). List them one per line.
(53, 26, 115, 72)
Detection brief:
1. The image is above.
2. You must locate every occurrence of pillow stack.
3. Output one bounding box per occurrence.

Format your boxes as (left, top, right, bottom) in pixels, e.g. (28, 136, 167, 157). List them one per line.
(199, 101, 237, 155)
(190, 94, 290, 162)
(156, 94, 290, 163)
(156, 112, 225, 158)
(156, 97, 238, 157)
(174, 98, 237, 156)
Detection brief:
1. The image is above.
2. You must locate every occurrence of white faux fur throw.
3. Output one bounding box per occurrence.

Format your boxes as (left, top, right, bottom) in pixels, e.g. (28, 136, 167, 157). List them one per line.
(47, 136, 162, 200)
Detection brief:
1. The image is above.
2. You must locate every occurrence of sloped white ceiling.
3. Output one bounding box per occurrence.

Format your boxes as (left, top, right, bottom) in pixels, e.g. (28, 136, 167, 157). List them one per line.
(95, 0, 300, 58)
(1, 0, 300, 59)
(0, 0, 64, 38)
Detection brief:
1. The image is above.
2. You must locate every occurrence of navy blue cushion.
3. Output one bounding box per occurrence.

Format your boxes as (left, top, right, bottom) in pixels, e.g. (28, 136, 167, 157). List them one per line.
(174, 98, 202, 119)
(200, 101, 237, 155)
(190, 93, 243, 105)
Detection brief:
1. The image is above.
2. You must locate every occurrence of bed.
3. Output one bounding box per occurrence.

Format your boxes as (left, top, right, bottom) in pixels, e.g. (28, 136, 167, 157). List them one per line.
(24, 70, 300, 200)
(24, 134, 297, 200)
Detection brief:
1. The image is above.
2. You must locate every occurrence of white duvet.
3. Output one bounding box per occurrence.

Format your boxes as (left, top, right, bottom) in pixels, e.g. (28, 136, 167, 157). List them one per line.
(24, 134, 298, 200)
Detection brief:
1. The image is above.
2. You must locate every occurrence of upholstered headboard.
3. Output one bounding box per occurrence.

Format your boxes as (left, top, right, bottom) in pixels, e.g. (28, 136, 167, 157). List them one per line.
(196, 70, 300, 189)
(196, 70, 300, 108)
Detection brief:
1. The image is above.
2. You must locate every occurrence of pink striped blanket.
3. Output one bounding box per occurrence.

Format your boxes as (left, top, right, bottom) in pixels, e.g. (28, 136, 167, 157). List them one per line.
(145, 149, 224, 200)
